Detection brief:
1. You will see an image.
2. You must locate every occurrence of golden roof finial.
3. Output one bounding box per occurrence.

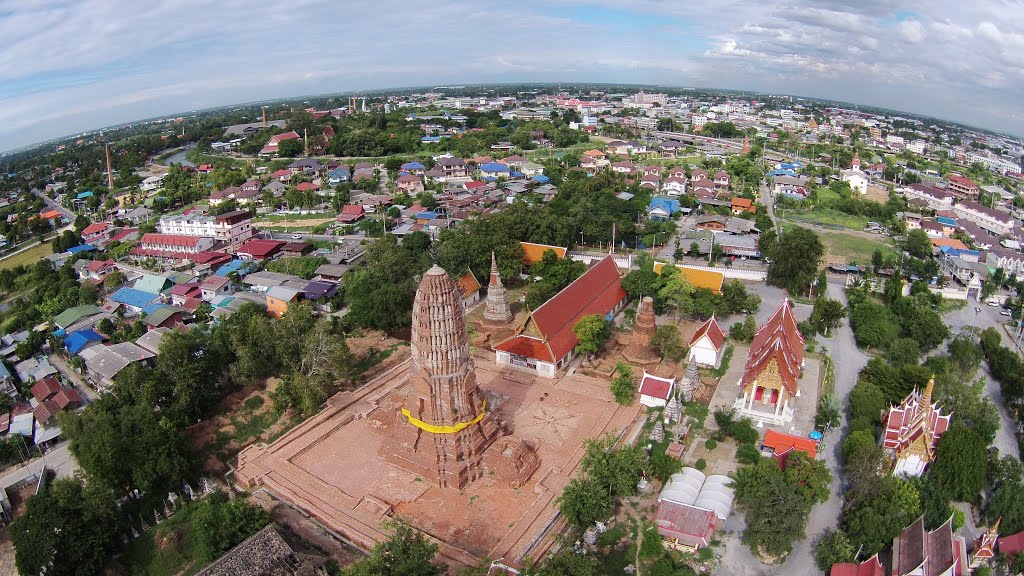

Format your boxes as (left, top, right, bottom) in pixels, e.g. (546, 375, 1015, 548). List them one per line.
(922, 374, 935, 408)
(992, 516, 1002, 536)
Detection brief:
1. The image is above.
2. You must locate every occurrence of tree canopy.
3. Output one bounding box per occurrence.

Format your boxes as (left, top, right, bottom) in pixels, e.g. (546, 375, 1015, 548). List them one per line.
(766, 226, 824, 295)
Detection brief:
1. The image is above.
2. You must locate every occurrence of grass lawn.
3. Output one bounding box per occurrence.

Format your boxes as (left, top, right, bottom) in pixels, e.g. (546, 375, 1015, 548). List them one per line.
(782, 208, 870, 230)
(938, 299, 967, 314)
(121, 504, 201, 576)
(0, 242, 53, 271)
(821, 232, 897, 266)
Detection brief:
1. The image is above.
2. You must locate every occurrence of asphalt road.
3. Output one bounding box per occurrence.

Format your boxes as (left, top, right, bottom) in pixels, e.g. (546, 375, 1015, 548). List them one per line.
(0, 442, 78, 490)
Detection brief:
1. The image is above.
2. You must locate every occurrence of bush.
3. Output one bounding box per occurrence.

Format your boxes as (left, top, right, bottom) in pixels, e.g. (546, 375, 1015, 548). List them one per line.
(736, 443, 761, 465)
(731, 419, 759, 446)
(705, 438, 718, 450)
(695, 458, 707, 471)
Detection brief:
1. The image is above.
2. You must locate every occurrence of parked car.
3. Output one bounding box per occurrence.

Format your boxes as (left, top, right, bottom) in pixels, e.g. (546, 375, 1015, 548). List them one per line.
(291, 234, 302, 240)
(1001, 310, 1012, 317)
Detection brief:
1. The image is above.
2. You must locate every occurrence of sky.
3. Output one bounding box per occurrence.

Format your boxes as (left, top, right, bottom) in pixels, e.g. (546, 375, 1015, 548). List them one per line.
(1, 0, 1022, 151)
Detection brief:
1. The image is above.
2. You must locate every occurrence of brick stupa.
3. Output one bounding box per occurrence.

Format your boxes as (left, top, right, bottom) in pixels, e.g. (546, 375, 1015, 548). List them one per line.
(388, 265, 502, 489)
(483, 252, 513, 326)
(622, 296, 660, 364)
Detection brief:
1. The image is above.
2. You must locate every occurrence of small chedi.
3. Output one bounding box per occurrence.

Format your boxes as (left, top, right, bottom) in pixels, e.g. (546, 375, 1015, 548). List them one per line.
(483, 252, 513, 325)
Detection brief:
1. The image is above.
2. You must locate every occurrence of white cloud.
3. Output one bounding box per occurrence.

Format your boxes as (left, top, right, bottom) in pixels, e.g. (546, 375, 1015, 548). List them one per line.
(0, 0, 1023, 150)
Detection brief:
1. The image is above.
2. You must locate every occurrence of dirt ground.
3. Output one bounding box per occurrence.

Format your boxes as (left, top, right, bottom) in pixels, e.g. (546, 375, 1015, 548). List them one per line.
(250, 490, 365, 570)
(865, 184, 890, 203)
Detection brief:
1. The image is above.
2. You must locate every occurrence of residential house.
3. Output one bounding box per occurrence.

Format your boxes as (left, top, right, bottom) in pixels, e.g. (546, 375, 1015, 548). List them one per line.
(772, 175, 809, 198)
(713, 171, 731, 190)
(259, 131, 301, 156)
(690, 169, 708, 182)
(954, 201, 1014, 236)
(135, 327, 171, 356)
(327, 166, 350, 186)
(134, 273, 173, 295)
(200, 275, 234, 301)
(63, 329, 105, 356)
(80, 259, 116, 282)
(648, 197, 681, 221)
(281, 242, 314, 257)
(168, 283, 202, 306)
(660, 140, 684, 158)
(336, 204, 365, 224)
(303, 280, 339, 313)
(81, 222, 112, 244)
(236, 239, 285, 261)
(80, 342, 156, 390)
(731, 197, 756, 215)
(107, 287, 160, 314)
(53, 305, 101, 331)
(288, 158, 323, 174)
(142, 304, 184, 330)
(400, 162, 425, 175)
(612, 161, 634, 174)
(266, 286, 304, 318)
(395, 174, 425, 194)
(479, 163, 510, 180)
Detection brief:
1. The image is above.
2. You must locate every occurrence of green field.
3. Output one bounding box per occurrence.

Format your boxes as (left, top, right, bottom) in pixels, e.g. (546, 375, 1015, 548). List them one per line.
(0, 242, 53, 271)
(782, 208, 871, 230)
(121, 504, 200, 576)
(821, 232, 896, 265)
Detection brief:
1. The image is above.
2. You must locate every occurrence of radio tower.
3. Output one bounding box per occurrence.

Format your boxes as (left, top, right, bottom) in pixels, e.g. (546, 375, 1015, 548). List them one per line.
(105, 142, 114, 191)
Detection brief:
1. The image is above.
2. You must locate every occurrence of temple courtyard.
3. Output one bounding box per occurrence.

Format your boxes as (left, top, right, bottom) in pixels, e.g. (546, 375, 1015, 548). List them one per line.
(234, 354, 642, 567)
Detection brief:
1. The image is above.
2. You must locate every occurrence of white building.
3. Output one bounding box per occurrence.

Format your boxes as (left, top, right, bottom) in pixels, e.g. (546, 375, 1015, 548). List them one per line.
(157, 210, 254, 245)
(953, 200, 1014, 236)
(688, 317, 725, 368)
(639, 371, 675, 408)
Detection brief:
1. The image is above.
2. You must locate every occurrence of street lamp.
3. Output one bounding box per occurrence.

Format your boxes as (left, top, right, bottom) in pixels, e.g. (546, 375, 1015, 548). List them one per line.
(580, 231, 584, 249)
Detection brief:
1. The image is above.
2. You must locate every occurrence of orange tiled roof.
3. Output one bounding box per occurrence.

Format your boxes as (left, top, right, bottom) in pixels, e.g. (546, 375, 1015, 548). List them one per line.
(520, 242, 567, 264)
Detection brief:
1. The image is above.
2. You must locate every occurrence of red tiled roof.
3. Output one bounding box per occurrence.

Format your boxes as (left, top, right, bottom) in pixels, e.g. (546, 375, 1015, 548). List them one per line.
(31, 376, 62, 403)
(740, 300, 804, 396)
(53, 387, 81, 410)
(82, 222, 109, 235)
(639, 373, 673, 401)
(457, 271, 481, 298)
(191, 251, 231, 266)
(270, 131, 300, 143)
(237, 239, 285, 259)
(109, 228, 138, 242)
(763, 429, 817, 459)
(296, 182, 320, 191)
(168, 283, 201, 296)
(654, 500, 718, 549)
(85, 259, 115, 272)
(829, 556, 884, 576)
(689, 316, 725, 349)
(495, 257, 626, 364)
(33, 399, 60, 425)
(141, 233, 201, 248)
(1000, 530, 1024, 556)
(341, 205, 364, 216)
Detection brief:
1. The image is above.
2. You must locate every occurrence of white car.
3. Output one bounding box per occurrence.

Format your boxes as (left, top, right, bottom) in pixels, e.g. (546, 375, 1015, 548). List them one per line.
(291, 234, 302, 240)
(1001, 310, 1013, 317)
(987, 300, 1000, 307)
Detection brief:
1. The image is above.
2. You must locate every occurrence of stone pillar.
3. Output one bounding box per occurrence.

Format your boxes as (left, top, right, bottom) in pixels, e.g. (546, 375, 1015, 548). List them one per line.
(633, 297, 656, 348)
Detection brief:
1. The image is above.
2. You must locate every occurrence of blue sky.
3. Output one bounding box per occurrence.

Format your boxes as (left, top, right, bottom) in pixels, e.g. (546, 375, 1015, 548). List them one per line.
(0, 0, 1021, 151)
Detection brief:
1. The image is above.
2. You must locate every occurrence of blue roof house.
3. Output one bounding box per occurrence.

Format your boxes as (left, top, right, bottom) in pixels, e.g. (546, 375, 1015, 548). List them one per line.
(64, 329, 105, 355)
(108, 287, 159, 312)
(479, 163, 510, 179)
(648, 197, 681, 221)
(327, 167, 350, 186)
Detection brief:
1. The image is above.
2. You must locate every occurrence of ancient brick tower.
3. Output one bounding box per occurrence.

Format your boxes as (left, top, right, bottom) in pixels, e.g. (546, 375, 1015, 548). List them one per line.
(623, 296, 659, 363)
(401, 265, 498, 489)
(484, 252, 513, 325)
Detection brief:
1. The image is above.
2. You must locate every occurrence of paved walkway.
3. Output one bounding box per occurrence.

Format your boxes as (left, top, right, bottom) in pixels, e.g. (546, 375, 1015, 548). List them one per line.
(48, 353, 99, 404)
(0, 442, 77, 490)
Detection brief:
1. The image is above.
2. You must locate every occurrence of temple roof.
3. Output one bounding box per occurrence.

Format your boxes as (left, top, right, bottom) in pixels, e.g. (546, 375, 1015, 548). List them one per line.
(739, 300, 803, 395)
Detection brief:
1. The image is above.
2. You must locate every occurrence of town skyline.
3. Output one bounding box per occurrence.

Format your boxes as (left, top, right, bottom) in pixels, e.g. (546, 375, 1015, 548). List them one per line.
(0, 0, 1020, 151)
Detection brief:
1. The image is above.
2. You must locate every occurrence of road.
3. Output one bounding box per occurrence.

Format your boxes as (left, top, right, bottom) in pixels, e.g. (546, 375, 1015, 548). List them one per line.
(31, 187, 75, 222)
(48, 353, 100, 404)
(0, 442, 77, 490)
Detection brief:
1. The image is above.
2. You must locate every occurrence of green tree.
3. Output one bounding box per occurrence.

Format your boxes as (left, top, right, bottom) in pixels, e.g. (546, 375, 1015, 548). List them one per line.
(849, 301, 900, 349)
(904, 229, 933, 259)
(530, 548, 602, 576)
(930, 426, 987, 501)
(657, 267, 694, 318)
(277, 138, 304, 157)
(720, 280, 761, 315)
(192, 491, 271, 562)
(345, 236, 422, 333)
(556, 476, 614, 530)
(11, 477, 121, 576)
(766, 226, 824, 295)
(729, 314, 757, 343)
(733, 452, 831, 557)
(842, 476, 921, 555)
(610, 361, 634, 405)
(650, 325, 686, 361)
(103, 269, 126, 288)
(573, 314, 611, 355)
(810, 298, 846, 336)
(886, 338, 921, 366)
(342, 521, 444, 576)
(814, 529, 855, 571)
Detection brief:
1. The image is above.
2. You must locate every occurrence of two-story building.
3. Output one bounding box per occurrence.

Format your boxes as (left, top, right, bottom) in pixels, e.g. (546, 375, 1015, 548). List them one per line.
(157, 210, 254, 245)
(954, 201, 1014, 236)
